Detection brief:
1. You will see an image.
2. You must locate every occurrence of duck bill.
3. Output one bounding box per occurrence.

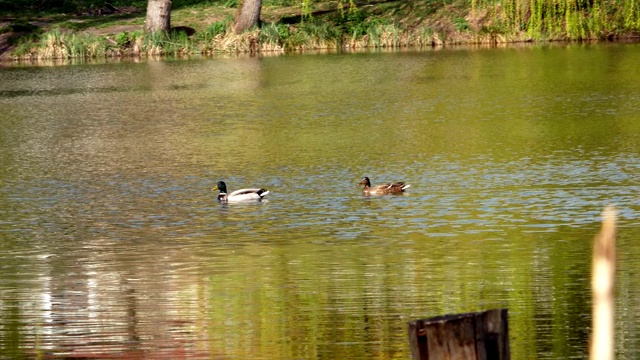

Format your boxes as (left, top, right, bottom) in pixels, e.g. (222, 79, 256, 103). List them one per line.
(211, 186, 219, 191)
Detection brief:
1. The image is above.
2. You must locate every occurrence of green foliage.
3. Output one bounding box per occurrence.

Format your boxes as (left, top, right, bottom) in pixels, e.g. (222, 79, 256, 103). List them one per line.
(109, 0, 146, 6)
(7, 28, 115, 59)
(365, 22, 400, 47)
(5, 0, 640, 58)
(120, 30, 143, 46)
(268, 18, 341, 49)
(454, 17, 470, 31)
(0, 0, 109, 14)
(300, 0, 313, 20)
(143, 30, 167, 51)
(206, 21, 228, 37)
(337, 0, 357, 17)
(264, 0, 298, 5)
(422, 26, 434, 40)
(276, 23, 291, 39)
(623, 0, 640, 30)
(12, 35, 38, 57)
(299, 18, 340, 39)
(55, 21, 83, 32)
(168, 29, 195, 53)
(586, 1, 606, 38)
(475, 0, 639, 39)
(334, 5, 370, 38)
(195, 20, 229, 48)
(142, 29, 198, 55)
(66, 34, 87, 57)
(156, 0, 229, 8)
(39, 29, 63, 49)
(114, 32, 129, 46)
(259, 23, 291, 46)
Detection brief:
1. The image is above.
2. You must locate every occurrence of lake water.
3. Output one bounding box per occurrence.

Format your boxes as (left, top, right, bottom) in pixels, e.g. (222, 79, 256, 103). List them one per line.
(1, 43, 640, 359)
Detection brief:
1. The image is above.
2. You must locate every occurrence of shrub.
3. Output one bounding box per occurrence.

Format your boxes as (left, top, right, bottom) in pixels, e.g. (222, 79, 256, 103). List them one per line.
(454, 17, 470, 31)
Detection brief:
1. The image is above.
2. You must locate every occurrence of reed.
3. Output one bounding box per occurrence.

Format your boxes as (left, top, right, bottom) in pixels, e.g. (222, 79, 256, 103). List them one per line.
(279, 19, 341, 50)
(16, 29, 115, 59)
(420, 27, 435, 46)
(67, 33, 92, 58)
(357, 23, 402, 48)
(11, 33, 40, 58)
(258, 23, 289, 49)
(202, 21, 229, 40)
(143, 31, 166, 55)
(141, 29, 200, 55)
(39, 29, 66, 59)
(166, 29, 198, 54)
(209, 29, 261, 53)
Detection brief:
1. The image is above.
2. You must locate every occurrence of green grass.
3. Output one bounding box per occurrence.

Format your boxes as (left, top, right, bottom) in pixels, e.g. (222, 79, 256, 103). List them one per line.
(259, 22, 290, 47)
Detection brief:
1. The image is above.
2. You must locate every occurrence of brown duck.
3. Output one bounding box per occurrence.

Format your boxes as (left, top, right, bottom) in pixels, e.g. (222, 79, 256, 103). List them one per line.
(358, 177, 410, 196)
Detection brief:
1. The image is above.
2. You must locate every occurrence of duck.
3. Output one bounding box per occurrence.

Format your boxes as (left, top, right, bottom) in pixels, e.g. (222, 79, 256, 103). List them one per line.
(212, 181, 269, 202)
(358, 176, 410, 196)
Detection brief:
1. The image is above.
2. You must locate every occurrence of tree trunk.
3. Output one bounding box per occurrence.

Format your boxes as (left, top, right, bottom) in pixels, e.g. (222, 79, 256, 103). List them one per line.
(233, 0, 262, 33)
(145, 0, 172, 33)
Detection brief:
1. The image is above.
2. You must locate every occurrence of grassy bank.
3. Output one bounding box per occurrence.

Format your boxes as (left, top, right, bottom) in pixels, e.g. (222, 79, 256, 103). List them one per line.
(1, 0, 639, 60)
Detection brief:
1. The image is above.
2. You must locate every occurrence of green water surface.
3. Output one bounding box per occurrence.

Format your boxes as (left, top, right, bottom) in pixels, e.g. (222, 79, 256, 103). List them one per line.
(1, 43, 640, 359)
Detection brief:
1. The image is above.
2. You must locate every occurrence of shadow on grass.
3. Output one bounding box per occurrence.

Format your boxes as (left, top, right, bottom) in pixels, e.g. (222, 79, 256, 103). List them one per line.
(0, 0, 232, 17)
(0, 0, 238, 34)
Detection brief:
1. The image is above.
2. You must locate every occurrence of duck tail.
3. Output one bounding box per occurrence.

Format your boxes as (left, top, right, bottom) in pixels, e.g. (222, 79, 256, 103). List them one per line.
(401, 184, 411, 190)
(259, 190, 270, 198)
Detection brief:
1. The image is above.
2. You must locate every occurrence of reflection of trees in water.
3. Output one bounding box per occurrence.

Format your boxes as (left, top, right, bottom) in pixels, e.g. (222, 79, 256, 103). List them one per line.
(11, 241, 213, 358)
(124, 283, 142, 353)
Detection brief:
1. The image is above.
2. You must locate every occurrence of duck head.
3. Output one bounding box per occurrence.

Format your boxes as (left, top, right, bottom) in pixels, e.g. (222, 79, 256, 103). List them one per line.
(358, 177, 371, 188)
(212, 181, 228, 193)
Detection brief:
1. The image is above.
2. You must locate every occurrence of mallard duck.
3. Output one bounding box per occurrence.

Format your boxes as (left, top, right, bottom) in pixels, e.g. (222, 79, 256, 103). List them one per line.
(358, 176, 410, 196)
(212, 181, 269, 202)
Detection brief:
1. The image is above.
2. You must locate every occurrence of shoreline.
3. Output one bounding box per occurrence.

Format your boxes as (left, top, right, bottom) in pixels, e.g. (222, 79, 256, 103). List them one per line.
(1, 1, 639, 64)
(3, 39, 639, 68)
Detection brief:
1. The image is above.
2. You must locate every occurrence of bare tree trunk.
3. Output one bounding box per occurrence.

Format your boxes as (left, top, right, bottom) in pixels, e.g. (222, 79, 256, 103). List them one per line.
(145, 0, 172, 33)
(233, 0, 262, 33)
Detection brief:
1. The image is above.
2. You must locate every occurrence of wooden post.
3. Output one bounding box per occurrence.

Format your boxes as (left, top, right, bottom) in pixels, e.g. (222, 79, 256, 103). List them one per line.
(408, 308, 509, 360)
(590, 206, 616, 360)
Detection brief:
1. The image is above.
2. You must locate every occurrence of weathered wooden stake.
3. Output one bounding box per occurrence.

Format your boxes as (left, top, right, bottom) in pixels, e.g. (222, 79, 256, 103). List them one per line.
(590, 206, 616, 360)
(408, 308, 509, 360)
